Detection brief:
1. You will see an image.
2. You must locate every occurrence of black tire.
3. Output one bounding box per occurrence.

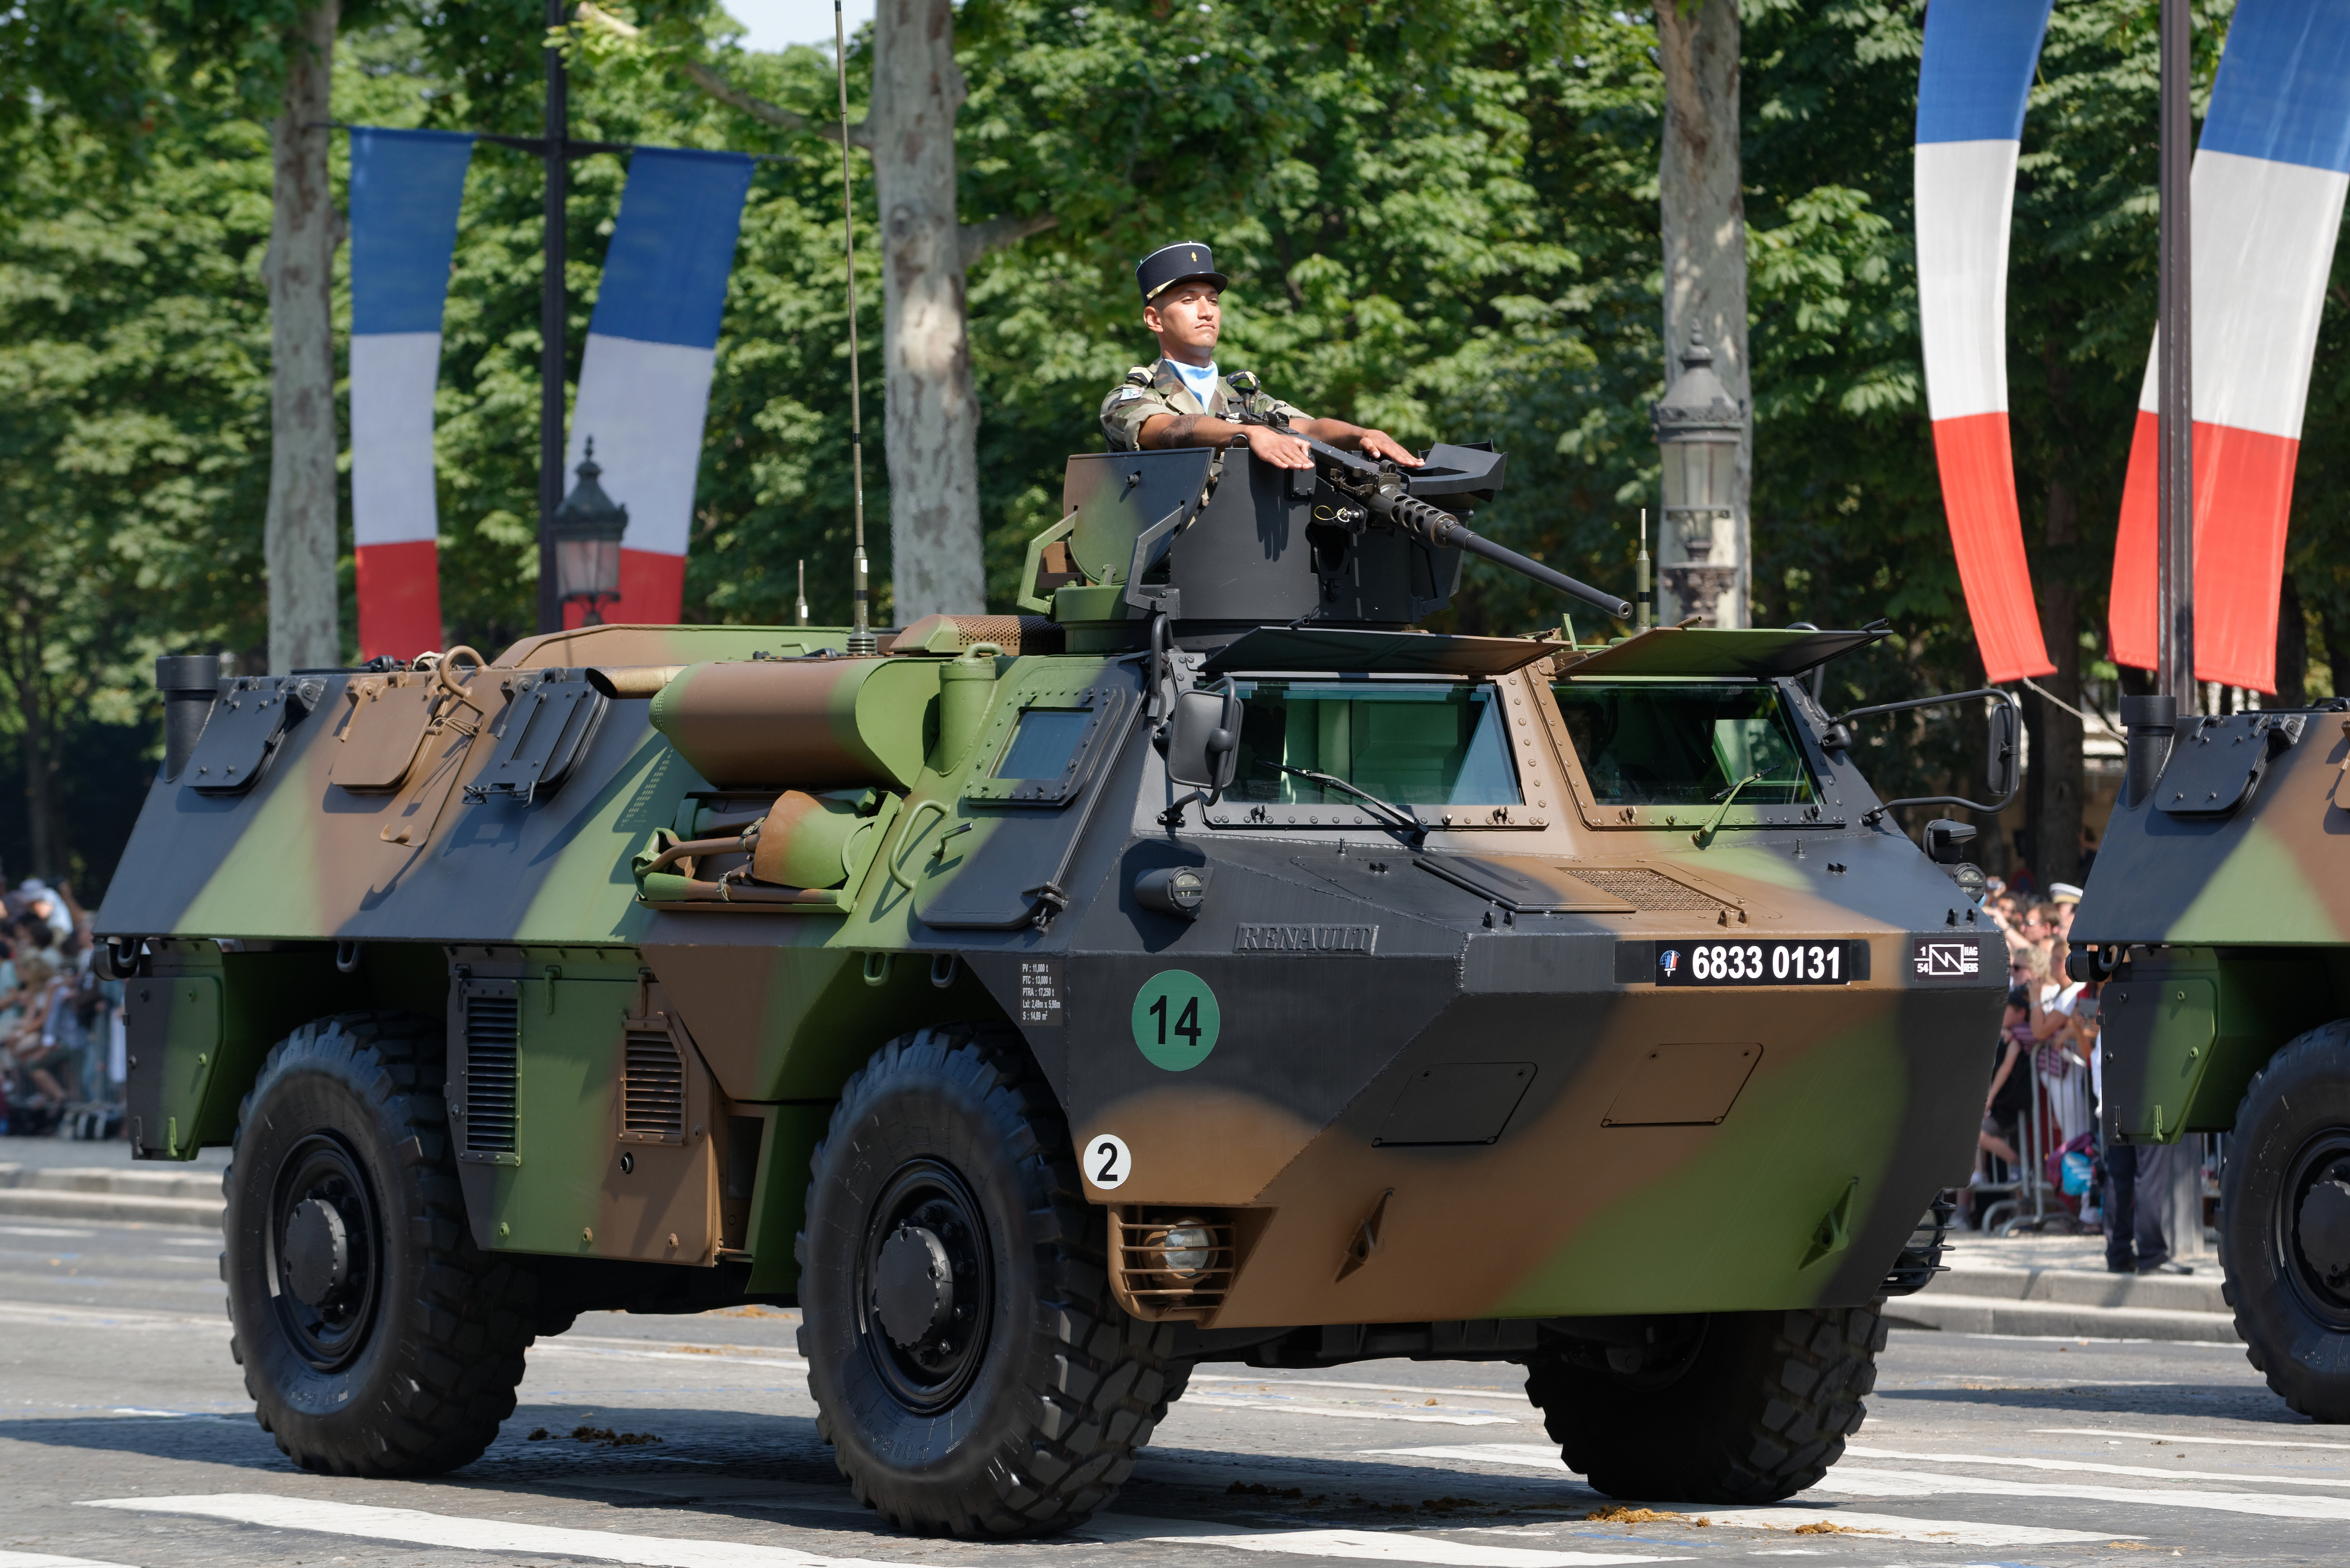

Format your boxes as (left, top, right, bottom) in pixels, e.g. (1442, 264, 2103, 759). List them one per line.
(1525, 1304, 1885, 1503)
(2222, 1019, 2350, 1421)
(224, 1011, 539, 1475)
(796, 1024, 1183, 1536)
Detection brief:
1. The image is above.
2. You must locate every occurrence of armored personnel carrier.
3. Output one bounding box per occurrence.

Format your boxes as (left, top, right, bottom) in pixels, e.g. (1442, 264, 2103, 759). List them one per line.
(2072, 696, 2350, 1420)
(100, 433, 2009, 1533)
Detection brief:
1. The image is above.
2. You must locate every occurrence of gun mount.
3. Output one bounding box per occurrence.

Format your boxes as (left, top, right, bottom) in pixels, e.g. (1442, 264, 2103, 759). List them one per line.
(1021, 436, 1630, 640)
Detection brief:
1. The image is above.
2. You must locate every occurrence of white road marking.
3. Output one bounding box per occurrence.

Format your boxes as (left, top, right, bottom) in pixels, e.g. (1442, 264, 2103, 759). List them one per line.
(0, 1552, 145, 1568)
(2034, 1425, 2350, 1453)
(1812, 1463, 2350, 1521)
(1692, 1508, 2135, 1547)
(1370, 1444, 1568, 1472)
(533, 1343, 811, 1373)
(79, 1494, 1683, 1568)
(1183, 1393, 1517, 1427)
(0, 1226, 97, 1238)
(80, 1494, 948, 1568)
(0, 1302, 214, 1331)
(1848, 1441, 2350, 1488)
(1191, 1374, 1528, 1402)
(1089, 1516, 1681, 1566)
(108, 1408, 237, 1422)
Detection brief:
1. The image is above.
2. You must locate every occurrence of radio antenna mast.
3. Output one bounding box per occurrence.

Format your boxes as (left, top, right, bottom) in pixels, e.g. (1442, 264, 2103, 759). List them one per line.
(836, 0, 875, 655)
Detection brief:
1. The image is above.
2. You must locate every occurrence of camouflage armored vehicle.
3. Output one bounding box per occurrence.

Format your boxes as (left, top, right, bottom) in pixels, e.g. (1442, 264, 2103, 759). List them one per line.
(2072, 694, 2350, 1420)
(100, 433, 2011, 1533)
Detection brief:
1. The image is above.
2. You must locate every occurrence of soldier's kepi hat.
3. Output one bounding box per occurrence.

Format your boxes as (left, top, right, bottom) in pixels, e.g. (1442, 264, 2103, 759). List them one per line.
(1136, 241, 1230, 304)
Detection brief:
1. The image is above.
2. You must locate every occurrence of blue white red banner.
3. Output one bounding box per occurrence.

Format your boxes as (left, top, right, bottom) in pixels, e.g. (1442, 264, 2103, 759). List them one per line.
(348, 127, 474, 662)
(1914, 0, 2056, 685)
(564, 148, 756, 626)
(2108, 0, 2350, 691)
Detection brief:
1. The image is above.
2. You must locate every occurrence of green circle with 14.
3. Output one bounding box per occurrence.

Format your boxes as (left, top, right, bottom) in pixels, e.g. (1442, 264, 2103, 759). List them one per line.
(1131, 970, 1221, 1070)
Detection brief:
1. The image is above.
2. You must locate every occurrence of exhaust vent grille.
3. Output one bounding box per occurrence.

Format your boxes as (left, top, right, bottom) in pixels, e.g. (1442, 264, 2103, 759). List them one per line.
(622, 1028, 687, 1142)
(463, 992, 520, 1155)
(1569, 867, 1723, 911)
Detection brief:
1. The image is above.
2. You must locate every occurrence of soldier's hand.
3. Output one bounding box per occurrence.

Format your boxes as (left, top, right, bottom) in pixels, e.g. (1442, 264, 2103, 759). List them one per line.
(1243, 426, 1314, 470)
(1357, 430, 1422, 468)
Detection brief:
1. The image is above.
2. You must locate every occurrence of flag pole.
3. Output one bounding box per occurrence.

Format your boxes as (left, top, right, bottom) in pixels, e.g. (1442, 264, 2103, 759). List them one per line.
(837, 0, 875, 655)
(2156, 0, 2194, 710)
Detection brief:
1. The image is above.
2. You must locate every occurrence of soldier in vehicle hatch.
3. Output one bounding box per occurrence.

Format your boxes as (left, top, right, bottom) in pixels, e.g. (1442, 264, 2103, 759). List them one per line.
(1100, 241, 1423, 472)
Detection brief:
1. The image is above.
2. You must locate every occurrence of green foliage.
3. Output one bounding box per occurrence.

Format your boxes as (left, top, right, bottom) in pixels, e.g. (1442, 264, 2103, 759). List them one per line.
(8, 0, 2343, 893)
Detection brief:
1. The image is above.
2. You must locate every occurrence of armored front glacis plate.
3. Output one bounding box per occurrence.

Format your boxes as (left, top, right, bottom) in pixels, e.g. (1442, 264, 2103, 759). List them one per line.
(98, 439, 2006, 1529)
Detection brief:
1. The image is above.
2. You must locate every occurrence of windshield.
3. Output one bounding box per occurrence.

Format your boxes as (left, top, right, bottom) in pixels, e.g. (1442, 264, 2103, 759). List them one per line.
(1550, 681, 1817, 807)
(1232, 680, 1521, 807)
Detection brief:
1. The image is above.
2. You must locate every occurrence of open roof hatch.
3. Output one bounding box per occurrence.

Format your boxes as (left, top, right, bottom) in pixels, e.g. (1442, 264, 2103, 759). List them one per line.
(1553, 626, 1888, 680)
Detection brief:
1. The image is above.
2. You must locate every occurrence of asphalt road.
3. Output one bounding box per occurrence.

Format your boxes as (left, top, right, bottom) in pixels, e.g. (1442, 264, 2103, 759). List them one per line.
(2, 1217, 2342, 1568)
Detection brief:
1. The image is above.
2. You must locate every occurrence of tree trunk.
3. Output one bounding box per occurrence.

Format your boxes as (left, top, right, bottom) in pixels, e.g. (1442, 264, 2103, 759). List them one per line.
(868, 0, 987, 621)
(1655, 0, 1750, 628)
(2276, 573, 2309, 707)
(7, 601, 62, 882)
(2030, 480, 2083, 891)
(261, 0, 342, 674)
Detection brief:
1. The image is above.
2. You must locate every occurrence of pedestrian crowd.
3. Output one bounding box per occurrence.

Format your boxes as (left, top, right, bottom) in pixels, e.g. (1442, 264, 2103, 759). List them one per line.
(1976, 876, 2185, 1275)
(0, 877, 125, 1140)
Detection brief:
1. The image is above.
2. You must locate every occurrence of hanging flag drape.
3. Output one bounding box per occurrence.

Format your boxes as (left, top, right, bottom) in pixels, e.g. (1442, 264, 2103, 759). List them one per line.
(349, 127, 474, 661)
(1914, 0, 2057, 685)
(565, 148, 756, 626)
(2109, 0, 2350, 692)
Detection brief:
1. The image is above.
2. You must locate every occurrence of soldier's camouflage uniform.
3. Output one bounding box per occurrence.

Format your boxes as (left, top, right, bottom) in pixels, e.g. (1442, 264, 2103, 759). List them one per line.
(1098, 359, 1306, 452)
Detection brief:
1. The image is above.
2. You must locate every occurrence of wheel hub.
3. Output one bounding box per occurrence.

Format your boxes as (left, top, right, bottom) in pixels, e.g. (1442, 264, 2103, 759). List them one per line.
(873, 1225, 955, 1347)
(2299, 1177, 2350, 1289)
(269, 1132, 383, 1373)
(284, 1197, 352, 1306)
(857, 1160, 994, 1412)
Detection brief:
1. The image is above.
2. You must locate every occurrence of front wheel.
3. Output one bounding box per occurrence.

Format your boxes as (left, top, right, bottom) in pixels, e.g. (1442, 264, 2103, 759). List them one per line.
(797, 1025, 1184, 1536)
(2223, 1019, 2350, 1421)
(1525, 1305, 1884, 1502)
(224, 1012, 540, 1474)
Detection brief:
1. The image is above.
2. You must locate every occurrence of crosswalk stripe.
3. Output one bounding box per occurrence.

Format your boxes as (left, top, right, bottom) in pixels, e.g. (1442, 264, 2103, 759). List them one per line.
(0, 1552, 145, 1568)
(1847, 1442, 2350, 1488)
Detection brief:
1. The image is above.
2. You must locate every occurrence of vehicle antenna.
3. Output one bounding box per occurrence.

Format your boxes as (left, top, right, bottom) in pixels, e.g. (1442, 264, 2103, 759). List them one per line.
(1636, 507, 1653, 632)
(836, 0, 874, 655)
(796, 559, 809, 627)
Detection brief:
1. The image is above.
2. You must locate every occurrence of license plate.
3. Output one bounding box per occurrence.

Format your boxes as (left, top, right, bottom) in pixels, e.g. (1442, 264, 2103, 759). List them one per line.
(1650, 939, 1859, 986)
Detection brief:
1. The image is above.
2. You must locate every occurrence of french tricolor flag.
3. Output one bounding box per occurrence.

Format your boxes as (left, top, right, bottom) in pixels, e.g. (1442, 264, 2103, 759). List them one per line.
(348, 128, 474, 662)
(1914, 0, 2056, 685)
(2109, 0, 2350, 693)
(564, 148, 755, 626)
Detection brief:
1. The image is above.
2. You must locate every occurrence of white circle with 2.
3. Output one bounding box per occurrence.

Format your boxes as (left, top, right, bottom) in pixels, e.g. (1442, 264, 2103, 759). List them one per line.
(1082, 1133, 1132, 1190)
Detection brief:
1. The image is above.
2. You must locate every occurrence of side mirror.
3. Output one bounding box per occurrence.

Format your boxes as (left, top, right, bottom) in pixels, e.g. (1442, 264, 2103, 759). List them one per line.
(1987, 700, 2021, 800)
(1163, 686, 1241, 798)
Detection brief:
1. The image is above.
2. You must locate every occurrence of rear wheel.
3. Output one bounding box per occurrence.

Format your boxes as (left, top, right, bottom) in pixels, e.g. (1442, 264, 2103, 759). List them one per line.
(1525, 1304, 1884, 1503)
(224, 1011, 539, 1474)
(2223, 1020, 2350, 1421)
(797, 1024, 1183, 1536)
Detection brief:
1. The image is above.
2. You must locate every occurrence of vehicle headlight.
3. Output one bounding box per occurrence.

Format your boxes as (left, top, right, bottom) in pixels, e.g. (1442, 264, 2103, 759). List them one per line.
(1159, 1220, 1215, 1279)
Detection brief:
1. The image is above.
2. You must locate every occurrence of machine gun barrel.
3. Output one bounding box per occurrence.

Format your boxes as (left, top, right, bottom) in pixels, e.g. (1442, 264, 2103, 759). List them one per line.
(1361, 477, 1633, 623)
(1271, 426, 1633, 622)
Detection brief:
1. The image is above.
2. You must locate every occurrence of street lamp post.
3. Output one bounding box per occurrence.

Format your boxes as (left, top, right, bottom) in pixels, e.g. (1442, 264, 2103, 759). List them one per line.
(550, 438, 627, 626)
(1651, 333, 1746, 627)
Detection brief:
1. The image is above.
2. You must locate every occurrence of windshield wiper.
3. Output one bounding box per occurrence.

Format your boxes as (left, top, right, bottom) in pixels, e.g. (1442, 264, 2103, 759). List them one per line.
(1274, 765, 1425, 839)
(1691, 772, 1767, 850)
